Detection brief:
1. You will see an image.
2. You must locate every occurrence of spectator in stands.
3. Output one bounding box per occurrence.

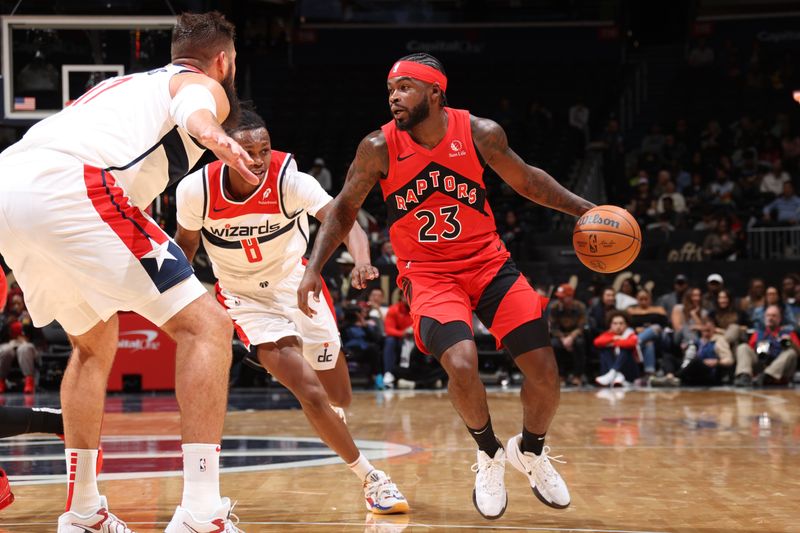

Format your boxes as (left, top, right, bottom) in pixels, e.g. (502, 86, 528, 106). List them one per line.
(381, 292, 412, 389)
(739, 277, 766, 322)
(374, 241, 396, 267)
(641, 124, 666, 158)
(734, 305, 799, 387)
(616, 277, 639, 310)
(780, 274, 798, 306)
(549, 283, 588, 386)
(498, 210, 526, 257)
(307, 157, 332, 193)
(588, 287, 619, 340)
(675, 317, 733, 386)
(656, 274, 689, 315)
(702, 217, 737, 260)
(0, 295, 36, 394)
(709, 167, 738, 207)
(656, 180, 687, 215)
(364, 287, 387, 337)
(752, 285, 795, 329)
(568, 98, 590, 148)
(647, 199, 680, 231)
(762, 182, 800, 225)
(672, 286, 707, 350)
(593, 311, 639, 386)
(783, 275, 800, 322)
(702, 273, 725, 310)
(627, 176, 654, 227)
(334, 251, 358, 299)
(684, 172, 709, 212)
(340, 303, 382, 388)
(526, 100, 553, 139)
(700, 120, 724, 155)
(709, 289, 748, 348)
(688, 38, 715, 68)
(662, 134, 689, 169)
(628, 289, 669, 378)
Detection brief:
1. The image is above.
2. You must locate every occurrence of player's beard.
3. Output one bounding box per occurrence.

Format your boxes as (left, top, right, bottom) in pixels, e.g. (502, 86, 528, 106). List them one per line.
(396, 98, 430, 131)
(221, 68, 241, 130)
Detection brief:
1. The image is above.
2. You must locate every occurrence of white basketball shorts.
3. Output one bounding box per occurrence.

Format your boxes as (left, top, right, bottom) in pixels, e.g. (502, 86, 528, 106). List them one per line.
(215, 263, 341, 371)
(0, 149, 205, 336)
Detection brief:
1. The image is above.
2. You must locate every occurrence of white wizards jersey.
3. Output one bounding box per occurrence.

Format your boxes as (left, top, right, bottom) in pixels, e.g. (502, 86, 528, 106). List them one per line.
(0, 63, 206, 208)
(176, 151, 332, 292)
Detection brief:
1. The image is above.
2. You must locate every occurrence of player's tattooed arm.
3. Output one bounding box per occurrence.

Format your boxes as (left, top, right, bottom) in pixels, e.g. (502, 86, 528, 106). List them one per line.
(174, 224, 202, 263)
(314, 201, 379, 290)
(298, 130, 387, 315)
(471, 115, 595, 217)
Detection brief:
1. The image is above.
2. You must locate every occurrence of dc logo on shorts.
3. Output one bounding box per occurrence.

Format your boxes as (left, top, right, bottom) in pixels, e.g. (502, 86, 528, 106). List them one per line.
(200, 458, 206, 472)
(317, 343, 333, 363)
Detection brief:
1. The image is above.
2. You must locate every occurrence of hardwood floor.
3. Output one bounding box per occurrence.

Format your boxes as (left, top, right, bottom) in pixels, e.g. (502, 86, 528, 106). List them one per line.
(1, 387, 799, 532)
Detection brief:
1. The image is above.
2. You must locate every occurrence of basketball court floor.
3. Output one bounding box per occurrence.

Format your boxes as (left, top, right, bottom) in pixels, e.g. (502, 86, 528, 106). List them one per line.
(1, 386, 798, 532)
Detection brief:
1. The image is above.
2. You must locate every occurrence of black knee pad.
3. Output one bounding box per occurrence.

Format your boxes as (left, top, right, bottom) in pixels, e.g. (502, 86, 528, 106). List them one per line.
(502, 317, 551, 358)
(419, 317, 473, 359)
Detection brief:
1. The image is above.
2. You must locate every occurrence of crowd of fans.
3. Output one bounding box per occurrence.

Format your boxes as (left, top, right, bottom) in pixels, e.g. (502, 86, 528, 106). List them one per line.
(547, 272, 799, 388)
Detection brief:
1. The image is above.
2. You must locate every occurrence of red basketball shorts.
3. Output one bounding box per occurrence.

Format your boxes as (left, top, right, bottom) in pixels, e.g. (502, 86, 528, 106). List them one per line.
(397, 248, 549, 357)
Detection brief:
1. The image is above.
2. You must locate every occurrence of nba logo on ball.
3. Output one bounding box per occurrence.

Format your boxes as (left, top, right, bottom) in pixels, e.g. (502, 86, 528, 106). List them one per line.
(573, 205, 641, 273)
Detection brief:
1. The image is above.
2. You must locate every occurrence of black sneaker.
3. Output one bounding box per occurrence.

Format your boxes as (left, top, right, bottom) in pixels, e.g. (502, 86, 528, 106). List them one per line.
(734, 373, 752, 387)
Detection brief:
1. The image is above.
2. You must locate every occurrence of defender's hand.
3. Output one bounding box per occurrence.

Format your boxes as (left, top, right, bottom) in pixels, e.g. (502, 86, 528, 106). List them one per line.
(350, 263, 379, 290)
(298, 269, 323, 317)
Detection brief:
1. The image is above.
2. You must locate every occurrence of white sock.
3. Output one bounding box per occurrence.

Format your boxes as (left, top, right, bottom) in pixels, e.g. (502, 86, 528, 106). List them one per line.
(348, 453, 375, 481)
(65, 449, 100, 515)
(181, 443, 222, 519)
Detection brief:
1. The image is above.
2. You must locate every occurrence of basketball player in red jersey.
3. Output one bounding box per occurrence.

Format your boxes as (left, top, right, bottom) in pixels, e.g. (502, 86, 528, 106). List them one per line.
(298, 53, 596, 519)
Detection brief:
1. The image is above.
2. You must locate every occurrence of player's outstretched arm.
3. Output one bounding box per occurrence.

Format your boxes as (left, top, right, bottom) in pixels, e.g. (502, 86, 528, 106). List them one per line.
(169, 73, 258, 185)
(471, 115, 595, 217)
(314, 203, 379, 291)
(174, 224, 202, 263)
(298, 130, 387, 316)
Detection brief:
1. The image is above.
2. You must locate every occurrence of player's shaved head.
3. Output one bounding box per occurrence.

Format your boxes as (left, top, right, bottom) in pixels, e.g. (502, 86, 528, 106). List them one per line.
(171, 11, 236, 67)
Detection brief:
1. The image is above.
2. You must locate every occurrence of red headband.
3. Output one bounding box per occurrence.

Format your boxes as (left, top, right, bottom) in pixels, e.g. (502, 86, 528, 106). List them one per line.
(388, 61, 448, 92)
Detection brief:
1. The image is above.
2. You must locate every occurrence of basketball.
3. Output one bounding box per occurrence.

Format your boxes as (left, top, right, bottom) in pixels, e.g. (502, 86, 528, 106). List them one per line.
(572, 205, 641, 273)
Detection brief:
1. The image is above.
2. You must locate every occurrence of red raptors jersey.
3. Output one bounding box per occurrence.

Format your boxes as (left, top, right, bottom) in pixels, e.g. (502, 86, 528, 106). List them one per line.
(380, 107, 499, 263)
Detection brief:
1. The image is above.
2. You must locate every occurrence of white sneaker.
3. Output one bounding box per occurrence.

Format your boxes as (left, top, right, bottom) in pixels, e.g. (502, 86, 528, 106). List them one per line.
(364, 469, 409, 514)
(330, 404, 347, 424)
(506, 434, 570, 509)
(612, 373, 627, 387)
(396, 378, 415, 389)
(383, 372, 395, 388)
(57, 496, 134, 533)
(164, 497, 243, 532)
(470, 447, 507, 519)
(595, 369, 616, 387)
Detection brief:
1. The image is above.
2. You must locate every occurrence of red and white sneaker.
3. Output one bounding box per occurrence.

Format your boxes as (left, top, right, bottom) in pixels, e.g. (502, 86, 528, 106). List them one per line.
(164, 497, 243, 532)
(0, 467, 14, 511)
(57, 496, 134, 532)
(364, 469, 409, 515)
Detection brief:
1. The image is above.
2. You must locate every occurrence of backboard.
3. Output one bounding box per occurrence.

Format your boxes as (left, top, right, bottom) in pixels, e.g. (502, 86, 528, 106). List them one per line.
(1, 16, 175, 121)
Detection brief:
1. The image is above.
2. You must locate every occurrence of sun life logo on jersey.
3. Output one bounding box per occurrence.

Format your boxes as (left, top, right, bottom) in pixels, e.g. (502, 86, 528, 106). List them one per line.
(449, 139, 466, 158)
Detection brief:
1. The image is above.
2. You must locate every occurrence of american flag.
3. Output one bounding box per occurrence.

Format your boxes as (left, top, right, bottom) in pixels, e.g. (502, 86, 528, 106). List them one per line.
(13, 96, 36, 111)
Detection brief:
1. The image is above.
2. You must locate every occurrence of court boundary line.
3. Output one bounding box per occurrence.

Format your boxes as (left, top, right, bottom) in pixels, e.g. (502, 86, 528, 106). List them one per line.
(0, 520, 670, 532)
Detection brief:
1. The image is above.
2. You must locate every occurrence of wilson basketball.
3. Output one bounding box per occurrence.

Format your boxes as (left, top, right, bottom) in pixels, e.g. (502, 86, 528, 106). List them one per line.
(573, 205, 641, 273)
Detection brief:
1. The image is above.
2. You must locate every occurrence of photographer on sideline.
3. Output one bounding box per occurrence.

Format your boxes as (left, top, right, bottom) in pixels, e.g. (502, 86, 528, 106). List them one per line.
(734, 305, 799, 387)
